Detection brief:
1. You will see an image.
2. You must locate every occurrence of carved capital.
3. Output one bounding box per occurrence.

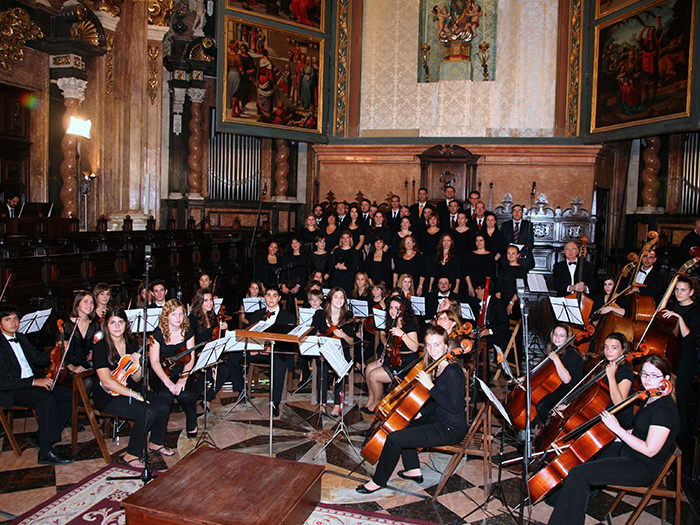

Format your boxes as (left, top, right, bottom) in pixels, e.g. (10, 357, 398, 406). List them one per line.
(0, 8, 44, 71)
(56, 77, 88, 103)
(187, 87, 206, 104)
(172, 87, 187, 135)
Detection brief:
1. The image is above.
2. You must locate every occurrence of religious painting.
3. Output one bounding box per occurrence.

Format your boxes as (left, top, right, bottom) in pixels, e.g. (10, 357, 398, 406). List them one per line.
(225, 0, 325, 32)
(591, 0, 694, 134)
(596, 0, 639, 19)
(220, 16, 323, 135)
(417, 0, 498, 83)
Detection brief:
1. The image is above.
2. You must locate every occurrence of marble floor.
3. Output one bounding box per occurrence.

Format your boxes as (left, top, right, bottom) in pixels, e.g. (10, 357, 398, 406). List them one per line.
(0, 382, 695, 524)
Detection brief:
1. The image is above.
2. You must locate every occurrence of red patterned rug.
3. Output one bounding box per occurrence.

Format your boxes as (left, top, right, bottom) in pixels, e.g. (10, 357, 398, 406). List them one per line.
(11, 464, 437, 525)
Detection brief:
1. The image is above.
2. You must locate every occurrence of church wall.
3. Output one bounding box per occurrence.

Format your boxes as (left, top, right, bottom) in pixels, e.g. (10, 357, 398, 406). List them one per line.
(359, 0, 559, 137)
(313, 144, 601, 212)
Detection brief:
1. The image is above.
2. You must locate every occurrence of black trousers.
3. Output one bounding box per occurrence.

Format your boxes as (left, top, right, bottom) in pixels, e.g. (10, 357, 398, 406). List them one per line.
(11, 383, 72, 454)
(99, 392, 169, 457)
(228, 351, 291, 406)
(675, 352, 697, 436)
(150, 373, 199, 433)
(548, 442, 656, 525)
(372, 417, 464, 487)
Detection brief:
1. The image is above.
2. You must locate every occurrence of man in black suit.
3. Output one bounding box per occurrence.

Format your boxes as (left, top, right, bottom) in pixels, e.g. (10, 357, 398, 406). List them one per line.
(388, 195, 402, 232)
(1, 191, 20, 219)
(442, 200, 460, 233)
(467, 201, 487, 232)
(464, 190, 481, 220)
(426, 277, 458, 318)
(359, 198, 373, 226)
(436, 185, 461, 228)
(336, 201, 350, 229)
(627, 249, 666, 303)
(232, 287, 296, 416)
(148, 279, 168, 308)
(409, 187, 435, 226)
(501, 204, 535, 270)
(0, 304, 73, 464)
(552, 241, 595, 297)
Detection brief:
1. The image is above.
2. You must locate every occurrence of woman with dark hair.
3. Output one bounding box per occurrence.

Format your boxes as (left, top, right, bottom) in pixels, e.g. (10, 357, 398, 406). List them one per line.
(393, 235, 425, 296)
(64, 291, 100, 373)
(92, 283, 112, 322)
(357, 325, 467, 493)
(309, 234, 331, 284)
(92, 307, 171, 466)
(483, 212, 503, 261)
(323, 212, 341, 251)
(548, 355, 679, 525)
(281, 236, 308, 311)
(429, 233, 462, 295)
(311, 287, 356, 417)
(465, 232, 498, 298)
(451, 211, 471, 260)
(330, 231, 360, 294)
(362, 295, 420, 413)
(591, 275, 629, 320)
(149, 299, 198, 440)
(419, 212, 442, 257)
(366, 210, 391, 254)
(364, 235, 392, 287)
(255, 240, 282, 290)
(346, 204, 367, 251)
(391, 217, 414, 258)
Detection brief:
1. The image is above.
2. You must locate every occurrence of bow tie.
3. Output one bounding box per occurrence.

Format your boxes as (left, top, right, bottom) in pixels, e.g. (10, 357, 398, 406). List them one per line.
(264, 311, 275, 319)
(568, 262, 577, 266)
(7, 338, 18, 343)
(438, 293, 449, 298)
(639, 269, 647, 274)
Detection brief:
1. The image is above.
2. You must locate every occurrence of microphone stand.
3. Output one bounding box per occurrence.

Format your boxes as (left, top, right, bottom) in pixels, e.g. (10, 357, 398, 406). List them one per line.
(515, 278, 532, 524)
(250, 177, 265, 281)
(108, 244, 156, 483)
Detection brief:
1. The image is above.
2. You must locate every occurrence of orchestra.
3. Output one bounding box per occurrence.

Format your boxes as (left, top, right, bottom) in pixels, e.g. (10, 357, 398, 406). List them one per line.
(2, 196, 698, 524)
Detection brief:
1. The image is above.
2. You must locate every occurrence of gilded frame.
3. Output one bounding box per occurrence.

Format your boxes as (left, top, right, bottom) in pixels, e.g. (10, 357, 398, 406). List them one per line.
(225, 0, 326, 33)
(219, 15, 324, 136)
(590, 0, 694, 135)
(596, 0, 639, 19)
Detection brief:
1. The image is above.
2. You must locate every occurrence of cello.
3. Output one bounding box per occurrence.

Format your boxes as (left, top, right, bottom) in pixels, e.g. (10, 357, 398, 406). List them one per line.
(528, 380, 673, 503)
(361, 339, 472, 464)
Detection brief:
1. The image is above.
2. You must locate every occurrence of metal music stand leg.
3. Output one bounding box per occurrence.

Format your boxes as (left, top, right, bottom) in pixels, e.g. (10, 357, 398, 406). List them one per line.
(224, 349, 262, 418)
(268, 340, 276, 458)
(313, 378, 361, 460)
(187, 366, 217, 455)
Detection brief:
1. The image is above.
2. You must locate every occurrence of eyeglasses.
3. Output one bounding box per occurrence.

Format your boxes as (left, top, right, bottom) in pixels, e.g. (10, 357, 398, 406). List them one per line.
(639, 371, 664, 380)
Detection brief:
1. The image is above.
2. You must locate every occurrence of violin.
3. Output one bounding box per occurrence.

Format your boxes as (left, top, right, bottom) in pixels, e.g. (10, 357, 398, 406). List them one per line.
(528, 381, 673, 503)
(381, 301, 406, 369)
(101, 354, 141, 396)
(211, 305, 227, 340)
(46, 319, 79, 389)
(159, 340, 207, 377)
(362, 340, 472, 464)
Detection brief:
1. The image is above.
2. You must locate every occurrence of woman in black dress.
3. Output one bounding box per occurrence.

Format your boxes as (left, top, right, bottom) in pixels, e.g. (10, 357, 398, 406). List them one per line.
(148, 299, 199, 438)
(591, 275, 629, 321)
(451, 211, 471, 260)
(357, 325, 467, 493)
(331, 231, 360, 294)
(548, 355, 679, 525)
(323, 212, 341, 251)
(363, 296, 420, 413)
(366, 210, 392, 254)
(419, 212, 442, 257)
(299, 213, 321, 250)
(429, 233, 462, 295)
(364, 235, 392, 287)
(483, 212, 503, 262)
(465, 233, 498, 298)
(64, 291, 101, 374)
(393, 235, 426, 296)
(93, 307, 171, 466)
(391, 217, 414, 258)
(351, 271, 372, 300)
(346, 204, 367, 252)
(281, 236, 308, 311)
(255, 240, 282, 290)
(496, 244, 528, 316)
(309, 234, 331, 284)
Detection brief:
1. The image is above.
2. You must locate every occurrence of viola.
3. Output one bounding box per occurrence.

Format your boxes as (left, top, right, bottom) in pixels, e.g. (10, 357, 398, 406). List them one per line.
(362, 340, 472, 464)
(101, 354, 141, 396)
(528, 381, 673, 503)
(159, 340, 207, 377)
(381, 302, 406, 369)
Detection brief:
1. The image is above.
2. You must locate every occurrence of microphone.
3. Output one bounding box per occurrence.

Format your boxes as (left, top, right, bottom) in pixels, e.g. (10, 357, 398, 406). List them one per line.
(144, 244, 152, 262)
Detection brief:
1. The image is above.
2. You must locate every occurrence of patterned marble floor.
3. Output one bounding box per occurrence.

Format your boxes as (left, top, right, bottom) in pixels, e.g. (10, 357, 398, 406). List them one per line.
(0, 385, 695, 524)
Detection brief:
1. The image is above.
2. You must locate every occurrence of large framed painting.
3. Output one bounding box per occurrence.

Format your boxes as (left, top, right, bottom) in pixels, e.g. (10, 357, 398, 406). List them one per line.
(225, 0, 326, 32)
(596, 0, 639, 19)
(218, 16, 324, 137)
(590, 0, 695, 135)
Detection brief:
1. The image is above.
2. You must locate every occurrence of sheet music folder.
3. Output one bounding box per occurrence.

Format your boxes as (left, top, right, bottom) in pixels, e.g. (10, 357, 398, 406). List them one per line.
(235, 322, 312, 344)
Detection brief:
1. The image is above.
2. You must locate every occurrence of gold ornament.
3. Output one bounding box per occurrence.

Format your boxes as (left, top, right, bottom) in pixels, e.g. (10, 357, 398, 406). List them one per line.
(0, 8, 43, 71)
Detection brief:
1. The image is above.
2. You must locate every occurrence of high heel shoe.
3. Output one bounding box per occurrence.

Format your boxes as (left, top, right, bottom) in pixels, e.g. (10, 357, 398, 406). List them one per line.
(187, 428, 198, 439)
(356, 483, 383, 494)
(398, 470, 423, 484)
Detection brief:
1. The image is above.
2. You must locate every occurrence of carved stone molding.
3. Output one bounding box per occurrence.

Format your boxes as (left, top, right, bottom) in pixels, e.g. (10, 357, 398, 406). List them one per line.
(333, 0, 350, 137)
(147, 45, 160, 104)
(56, 77, 88, 103)
(0, 8, 44, 71)
(187, 87, 206, 104)
(172, 86, 187, 135)
(565, 0, 582, 137)
(187, 88, 204, 197)
(60, 98, 80, 219)
(105, 35, 114, 96)
(274, 139, 290, 196)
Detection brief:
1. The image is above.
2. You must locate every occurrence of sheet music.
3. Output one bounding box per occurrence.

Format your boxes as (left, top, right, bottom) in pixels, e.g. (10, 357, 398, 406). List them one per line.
(549, 297, 584, 325)
(247, 318, 275, 332)
(476, 377, 513, 427)
(460, 303, 475, 321)
(288, 325, 312, 338)
(222, 334, 265, 353)
(299, 335, 323, 357)
(318, 337, 353, 378)
(191, 338, 226, 373)
(125, 308, 162, 333)
(527, 274, 549, 293)
(348, 299, 369, 318)
(298, 307, 317, 326)
(410, 296, 426, 316)
(494, 345, 515, 381)
(213, 298, 223, 315)
(373, 309, 386, 330)
(18, 308, 52, 334)
(243, 297, 265, 313)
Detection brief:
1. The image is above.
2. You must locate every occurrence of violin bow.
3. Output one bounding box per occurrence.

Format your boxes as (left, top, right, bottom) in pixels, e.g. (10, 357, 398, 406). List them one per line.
(0, 272, 12, 303)
(50, 320, 80, 391)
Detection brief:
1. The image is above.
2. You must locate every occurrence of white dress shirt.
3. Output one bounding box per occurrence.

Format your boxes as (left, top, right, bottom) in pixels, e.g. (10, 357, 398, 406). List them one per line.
(4, 333, 33, 379)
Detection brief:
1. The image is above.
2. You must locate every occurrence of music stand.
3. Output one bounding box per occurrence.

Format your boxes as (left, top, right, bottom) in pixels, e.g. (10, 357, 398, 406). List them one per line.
(372, 309, 386, 330)
(409, 296, 425, 317)
(548, 297, 584, 326)
(125, 308, 161, 334)
(18, 308, 52, 334)
(348, 299, 369, 399)
(460, 303, 475, 321)
(187, 338, 228, 454)
(235, 323, 312, 457)
(297, 307, 316, 327)
(242, 297, 265, 314)
(221, 333, 265, 417)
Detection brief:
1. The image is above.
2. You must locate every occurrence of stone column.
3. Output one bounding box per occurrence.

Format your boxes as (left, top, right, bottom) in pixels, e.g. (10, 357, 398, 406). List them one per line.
(274, 139, 290, 196)
(56, 77, 88, 219)
(186, 87, 206, 200)
(638, 136, 664, 213)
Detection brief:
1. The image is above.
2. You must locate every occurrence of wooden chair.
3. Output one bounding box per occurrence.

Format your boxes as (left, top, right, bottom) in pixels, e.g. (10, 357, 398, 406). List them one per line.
(493, 319, 521, 381)
(71, 369, 130, 464)
(605, 446, 682, 525)
(247, 363, 289, 401)
(0, 405, 36, 456)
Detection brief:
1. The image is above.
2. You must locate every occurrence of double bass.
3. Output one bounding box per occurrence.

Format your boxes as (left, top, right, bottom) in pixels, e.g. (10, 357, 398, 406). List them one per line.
(361, 339, 472, 464)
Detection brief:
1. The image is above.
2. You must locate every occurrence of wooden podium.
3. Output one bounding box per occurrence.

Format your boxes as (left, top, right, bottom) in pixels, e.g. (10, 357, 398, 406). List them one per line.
(121, 447, 324, 524)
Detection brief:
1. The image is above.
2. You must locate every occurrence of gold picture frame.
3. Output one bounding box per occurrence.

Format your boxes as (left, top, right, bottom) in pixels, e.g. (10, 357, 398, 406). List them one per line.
(225, 0, 326, 33)
(596, 0, 639, 19)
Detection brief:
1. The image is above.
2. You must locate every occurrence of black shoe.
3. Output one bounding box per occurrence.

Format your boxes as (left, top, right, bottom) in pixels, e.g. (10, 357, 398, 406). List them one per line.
(38, 447, 74, 465)
(272, 404, 280, 417)
(356, 483, 383, 494)
(360, 407, 374, 415)
(200, 401, 211, 413)
(398, 470, 423, 484)
(25, 433, 39, 450)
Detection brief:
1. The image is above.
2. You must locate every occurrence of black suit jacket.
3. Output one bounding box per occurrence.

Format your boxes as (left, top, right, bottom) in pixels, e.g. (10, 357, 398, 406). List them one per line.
(552, 259, 595, 297)
(388, 210, 402, 233)
(501, 219, 535, 270)
(436, 200, 461, 228)
(247, 307, 296, 327)
(634, 266, 667, 303)
(0, 203, 13, 218)
(0, 333, 49, 408)
(409, 202, 435, 224)
(425, 291, 458, 318)
(337, 215, 350, 230)
(465, 296, 508, 350)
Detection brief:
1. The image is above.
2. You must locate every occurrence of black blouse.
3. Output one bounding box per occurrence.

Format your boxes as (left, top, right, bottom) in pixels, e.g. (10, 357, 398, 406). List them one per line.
(255, 256, 282, 289)
(419, 362, 467, 436)
(188, 313, 215, 345)
(330, 247, 360, 292)
(282, 252, 308, 288)
(465, 251, 499, 287)
(364, 252, 393, 288)
(65, 318, 101, 368)
(623, 395, 679, 475)
(393, 254, 425, 289)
